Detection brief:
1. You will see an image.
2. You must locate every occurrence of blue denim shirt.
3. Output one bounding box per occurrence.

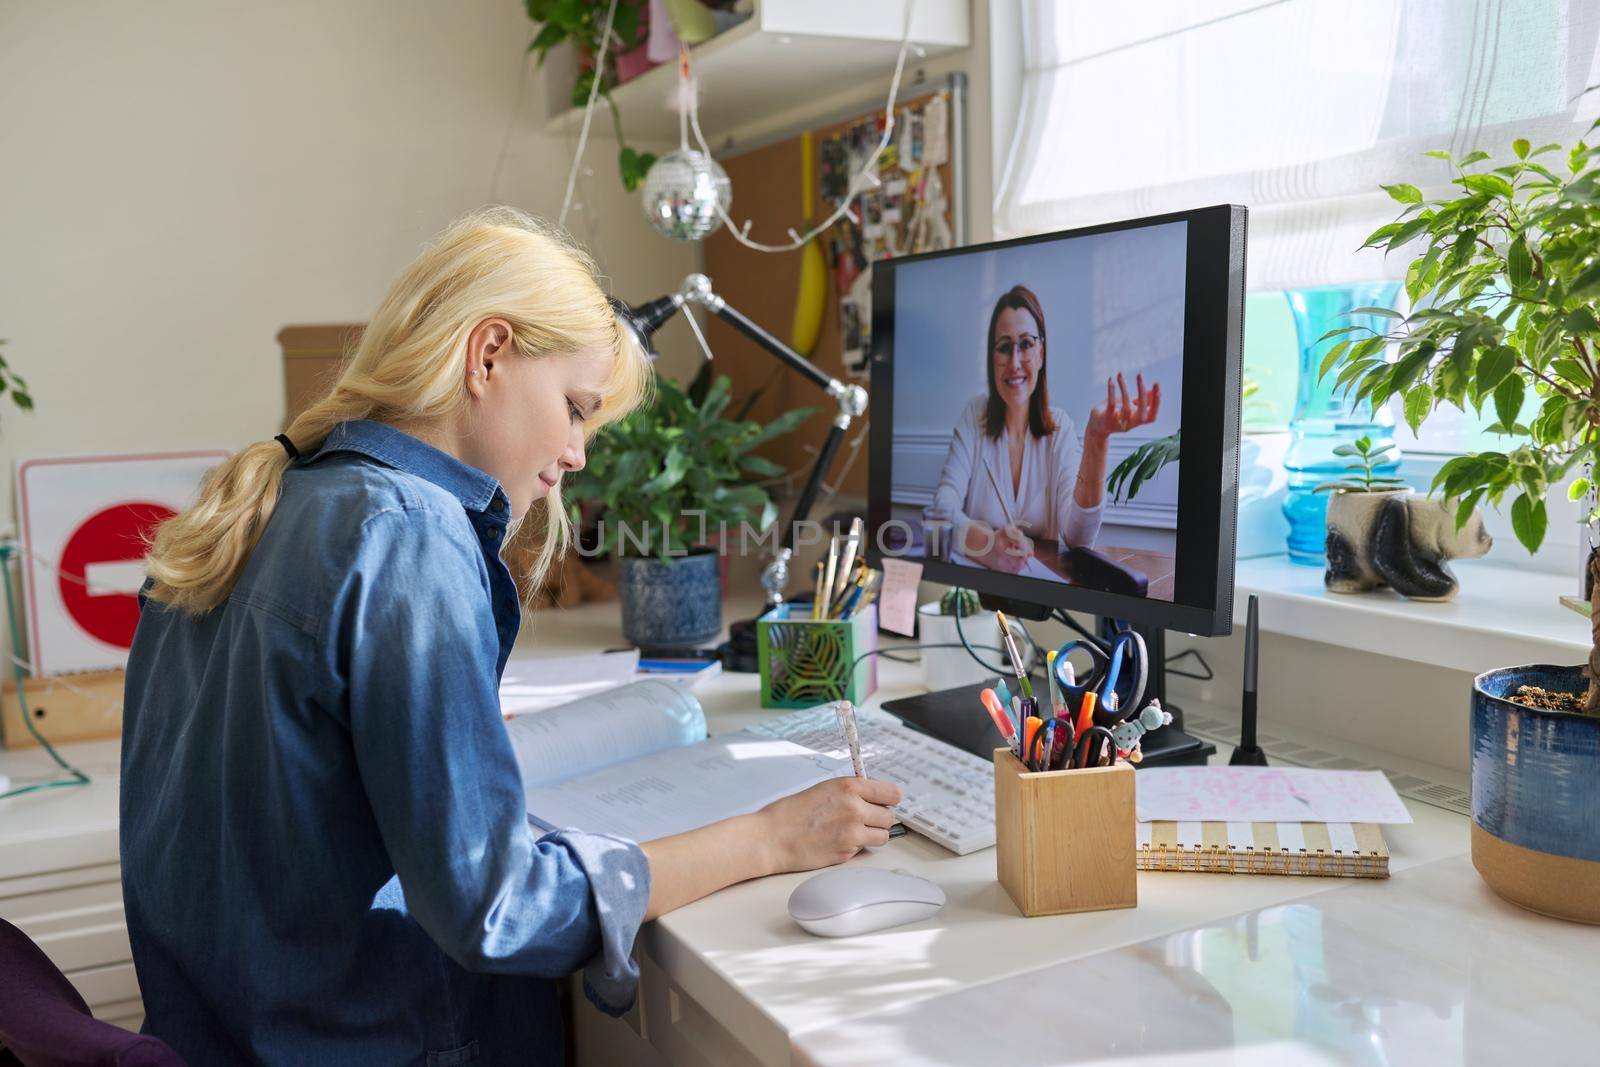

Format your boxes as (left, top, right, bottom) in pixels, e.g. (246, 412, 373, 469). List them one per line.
(121, 420, 650, 1066)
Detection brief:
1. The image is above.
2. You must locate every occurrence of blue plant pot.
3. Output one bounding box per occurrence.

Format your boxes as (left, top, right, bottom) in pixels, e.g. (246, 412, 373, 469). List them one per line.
(1471, 664, 1600, 924)
(616, 550, 723, 649)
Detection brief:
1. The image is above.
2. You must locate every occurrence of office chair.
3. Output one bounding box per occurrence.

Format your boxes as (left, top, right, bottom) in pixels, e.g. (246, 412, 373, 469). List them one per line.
(0, 917, 183, 1067)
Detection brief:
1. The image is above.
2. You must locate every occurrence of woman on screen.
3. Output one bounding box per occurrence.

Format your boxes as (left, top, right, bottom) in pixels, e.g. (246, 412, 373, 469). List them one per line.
(931, 284, 1161, 575)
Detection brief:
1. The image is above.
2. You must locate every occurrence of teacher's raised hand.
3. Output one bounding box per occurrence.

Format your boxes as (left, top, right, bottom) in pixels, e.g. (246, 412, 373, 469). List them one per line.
(1085, 372, 1160, 443)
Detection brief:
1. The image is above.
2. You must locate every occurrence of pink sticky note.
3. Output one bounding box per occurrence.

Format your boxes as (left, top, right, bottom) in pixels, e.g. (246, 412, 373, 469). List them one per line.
(878, 557, 923, 636)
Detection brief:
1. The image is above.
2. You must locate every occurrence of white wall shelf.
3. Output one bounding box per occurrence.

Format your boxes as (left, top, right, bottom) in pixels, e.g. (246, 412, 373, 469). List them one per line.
(540, 0, 971, 145)
(1236, 554, 1589, 675)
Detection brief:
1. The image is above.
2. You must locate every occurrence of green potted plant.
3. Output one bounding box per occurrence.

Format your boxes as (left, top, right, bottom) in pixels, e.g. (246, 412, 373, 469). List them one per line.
(1323, 130, 1600, 922)
(566, 367, 807, 648)
(1309, 433, 1493, 599)
(525, 0, 658, 191)
(0, 340, 34, 419)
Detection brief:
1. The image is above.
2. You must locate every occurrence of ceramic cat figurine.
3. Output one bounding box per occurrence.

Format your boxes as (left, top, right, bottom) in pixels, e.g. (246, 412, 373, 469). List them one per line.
(1324, 488, 1492, 601)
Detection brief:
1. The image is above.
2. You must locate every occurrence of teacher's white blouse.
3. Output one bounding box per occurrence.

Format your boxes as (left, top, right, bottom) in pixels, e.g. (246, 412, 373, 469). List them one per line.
(932, 394, 1103, 550)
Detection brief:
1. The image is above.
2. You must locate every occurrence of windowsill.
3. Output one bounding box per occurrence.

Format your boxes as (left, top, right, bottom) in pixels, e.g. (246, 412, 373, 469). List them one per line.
(1235, 554, 1589, 674)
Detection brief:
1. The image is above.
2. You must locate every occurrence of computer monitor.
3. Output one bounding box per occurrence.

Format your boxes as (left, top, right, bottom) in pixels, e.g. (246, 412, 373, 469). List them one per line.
(867, 204, 1246, 637)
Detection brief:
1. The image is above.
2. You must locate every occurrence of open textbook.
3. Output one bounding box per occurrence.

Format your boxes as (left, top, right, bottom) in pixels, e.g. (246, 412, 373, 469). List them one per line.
(496, 649, 720, 717)
(505, 679, 853, 842)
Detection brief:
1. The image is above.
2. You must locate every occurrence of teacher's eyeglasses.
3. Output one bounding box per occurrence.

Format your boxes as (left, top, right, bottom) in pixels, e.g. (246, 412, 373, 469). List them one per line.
(993, 335, 1040, 360)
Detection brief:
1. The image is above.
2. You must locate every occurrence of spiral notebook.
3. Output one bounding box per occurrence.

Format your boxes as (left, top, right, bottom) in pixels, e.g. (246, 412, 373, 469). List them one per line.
(1135, 820, 1390, 878)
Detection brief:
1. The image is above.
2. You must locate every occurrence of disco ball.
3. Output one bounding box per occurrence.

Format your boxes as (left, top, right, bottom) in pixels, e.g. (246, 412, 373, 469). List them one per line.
(641, 149, 731, 241)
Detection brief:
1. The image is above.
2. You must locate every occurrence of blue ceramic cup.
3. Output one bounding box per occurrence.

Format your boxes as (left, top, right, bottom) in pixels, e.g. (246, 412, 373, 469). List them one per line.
(1471, 664, 1600, 923)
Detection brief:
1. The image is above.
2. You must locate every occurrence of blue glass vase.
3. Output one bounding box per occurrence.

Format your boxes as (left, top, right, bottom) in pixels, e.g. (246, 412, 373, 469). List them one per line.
(1282, 282, 1402, 565)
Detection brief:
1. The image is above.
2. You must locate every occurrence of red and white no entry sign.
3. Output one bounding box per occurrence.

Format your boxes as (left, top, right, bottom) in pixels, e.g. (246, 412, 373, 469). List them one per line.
(18, 450, 229, 676)
(57, 501, 176, 649)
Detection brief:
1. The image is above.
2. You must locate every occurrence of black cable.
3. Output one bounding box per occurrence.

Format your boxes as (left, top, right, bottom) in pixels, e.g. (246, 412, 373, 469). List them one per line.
(1165, 647, 1214, 681)
(950, 592, 1012, 675)
(1015, 618, 1052, 677)
(846, 640, 1017, 680)
(1050, 608, 1109, 651)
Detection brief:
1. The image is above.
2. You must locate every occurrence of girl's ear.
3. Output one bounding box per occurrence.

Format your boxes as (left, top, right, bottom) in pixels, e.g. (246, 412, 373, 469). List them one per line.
(467, 318, 514, 384)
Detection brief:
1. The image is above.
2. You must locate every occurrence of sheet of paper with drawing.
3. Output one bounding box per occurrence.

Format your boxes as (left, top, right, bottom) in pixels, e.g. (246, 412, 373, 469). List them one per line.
(1134, 766, 1413, 825)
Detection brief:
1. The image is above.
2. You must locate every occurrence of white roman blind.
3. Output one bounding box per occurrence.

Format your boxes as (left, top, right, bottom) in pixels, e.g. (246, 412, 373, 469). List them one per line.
(995, 0, 1600, 288)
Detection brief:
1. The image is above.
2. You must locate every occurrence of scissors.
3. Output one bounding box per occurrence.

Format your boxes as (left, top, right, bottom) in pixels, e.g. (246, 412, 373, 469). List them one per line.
(1072, 725, 1120, 768)
(1051, 630, 1147, 723)
(1024, 715, 1077, 772)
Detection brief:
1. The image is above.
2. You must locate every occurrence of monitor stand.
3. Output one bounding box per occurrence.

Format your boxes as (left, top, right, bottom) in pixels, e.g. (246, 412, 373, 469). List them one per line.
(881, 681, 1213, 766)
(880, 615, 1217, 767)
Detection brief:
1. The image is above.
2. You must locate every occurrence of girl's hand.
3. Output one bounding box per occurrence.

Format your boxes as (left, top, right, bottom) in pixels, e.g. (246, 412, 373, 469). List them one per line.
(1086, 372, 1160, 442)
(758, 777, 902, 873)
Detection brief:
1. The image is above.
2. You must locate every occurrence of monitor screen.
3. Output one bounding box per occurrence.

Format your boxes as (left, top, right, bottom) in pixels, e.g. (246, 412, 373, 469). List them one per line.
(868, 205, 1245, 636)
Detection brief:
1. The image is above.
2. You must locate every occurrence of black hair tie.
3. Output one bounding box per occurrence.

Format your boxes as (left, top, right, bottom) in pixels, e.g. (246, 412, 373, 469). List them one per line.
(274, 434, 301, 461)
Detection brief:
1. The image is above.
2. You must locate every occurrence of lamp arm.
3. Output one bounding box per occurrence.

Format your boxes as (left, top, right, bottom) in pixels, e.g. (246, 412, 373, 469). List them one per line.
(675, 276, 868, 419)
(622, 273, 869, 608)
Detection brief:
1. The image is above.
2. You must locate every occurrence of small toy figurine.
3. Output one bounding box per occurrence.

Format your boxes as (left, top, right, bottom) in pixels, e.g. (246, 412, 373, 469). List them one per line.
(1112, 699, 1174, 761)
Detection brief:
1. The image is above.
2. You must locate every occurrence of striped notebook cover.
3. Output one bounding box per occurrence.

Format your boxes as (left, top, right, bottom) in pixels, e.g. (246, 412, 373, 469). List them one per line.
(1136, 821, 1389, 878)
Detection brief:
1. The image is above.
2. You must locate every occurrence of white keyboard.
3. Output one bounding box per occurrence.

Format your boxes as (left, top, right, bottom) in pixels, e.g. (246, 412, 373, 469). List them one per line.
(742, 705, 997, 855)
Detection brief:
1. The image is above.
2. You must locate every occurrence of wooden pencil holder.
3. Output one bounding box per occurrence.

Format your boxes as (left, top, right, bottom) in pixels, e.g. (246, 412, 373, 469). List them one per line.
(994, 748, 1137, 917)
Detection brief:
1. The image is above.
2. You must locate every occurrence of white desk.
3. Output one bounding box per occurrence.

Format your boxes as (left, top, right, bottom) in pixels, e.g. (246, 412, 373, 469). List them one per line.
(8, 591, 1595, 1065)
(790, 853, 1600, 1066)
(554, 591, 1597, 1067)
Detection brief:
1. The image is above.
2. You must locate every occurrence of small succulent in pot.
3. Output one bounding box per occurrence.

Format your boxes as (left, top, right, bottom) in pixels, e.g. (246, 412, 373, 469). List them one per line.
(1313, 435, 1407, 495)
(1317, 436, 1491, 599)
(938, 587, 980, 617)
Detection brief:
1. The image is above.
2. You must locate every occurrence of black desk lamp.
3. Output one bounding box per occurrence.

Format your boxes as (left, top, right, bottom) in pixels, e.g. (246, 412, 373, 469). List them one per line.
(613, 274, 869, 671)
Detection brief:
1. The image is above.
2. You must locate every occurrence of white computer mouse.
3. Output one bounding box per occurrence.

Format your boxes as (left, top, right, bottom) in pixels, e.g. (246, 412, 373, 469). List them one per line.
(787, 866, 945, 938)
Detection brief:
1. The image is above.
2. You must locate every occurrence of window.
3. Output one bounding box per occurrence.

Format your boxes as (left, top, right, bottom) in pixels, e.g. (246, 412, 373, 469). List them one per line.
(994, 2, 1600, 574)
(997, 1, 1600, 291)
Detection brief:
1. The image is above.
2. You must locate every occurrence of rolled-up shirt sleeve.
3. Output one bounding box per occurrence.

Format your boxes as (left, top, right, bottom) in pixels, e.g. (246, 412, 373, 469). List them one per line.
(331, 506, 650, 1015)
(543, 829, 650, 1013)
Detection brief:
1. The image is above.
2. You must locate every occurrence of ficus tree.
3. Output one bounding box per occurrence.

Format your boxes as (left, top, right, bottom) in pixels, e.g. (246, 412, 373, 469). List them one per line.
(1322, 121, 1600, 711)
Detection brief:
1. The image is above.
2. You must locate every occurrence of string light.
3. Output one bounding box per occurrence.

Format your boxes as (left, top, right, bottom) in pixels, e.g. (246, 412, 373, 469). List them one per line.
(554, 0, 922, 251)
(557, 0, 623, 229)
(681, 0, 922, 253)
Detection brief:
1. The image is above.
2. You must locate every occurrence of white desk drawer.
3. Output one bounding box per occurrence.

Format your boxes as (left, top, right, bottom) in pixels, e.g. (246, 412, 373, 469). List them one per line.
(66, 960, 141, 1009)
(96, 996, 144, 1031)
(1, 872, 122, 925)
(0, 861, 121, 904)
(639, 952, 762, 1067)
(31, 915, 131, 974)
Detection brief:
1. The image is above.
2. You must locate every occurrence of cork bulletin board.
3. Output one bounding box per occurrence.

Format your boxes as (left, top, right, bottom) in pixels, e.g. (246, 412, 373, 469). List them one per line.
(699, 74, 967, 504)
